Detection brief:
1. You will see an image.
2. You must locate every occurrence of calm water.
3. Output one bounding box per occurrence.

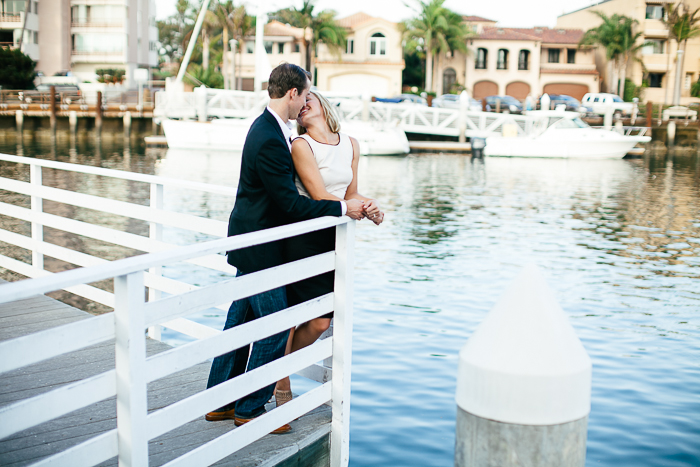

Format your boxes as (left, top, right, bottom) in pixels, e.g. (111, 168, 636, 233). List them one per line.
(0, 137, 699, 466)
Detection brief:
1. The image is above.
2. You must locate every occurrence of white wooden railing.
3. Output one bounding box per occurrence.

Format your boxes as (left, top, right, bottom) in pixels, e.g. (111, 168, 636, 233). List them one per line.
(0, 154, 355, 466)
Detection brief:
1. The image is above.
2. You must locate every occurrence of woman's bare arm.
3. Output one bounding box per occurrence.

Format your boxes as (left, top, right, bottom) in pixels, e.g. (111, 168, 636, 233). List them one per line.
(291, 138, 343, 201)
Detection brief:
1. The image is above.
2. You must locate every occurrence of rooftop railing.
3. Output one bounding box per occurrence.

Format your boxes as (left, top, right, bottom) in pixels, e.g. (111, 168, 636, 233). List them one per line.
(0, 154, 355, 466)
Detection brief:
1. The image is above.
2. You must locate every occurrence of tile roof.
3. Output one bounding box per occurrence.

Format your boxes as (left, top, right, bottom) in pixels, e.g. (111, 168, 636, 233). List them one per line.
(264, 20, 305, 39)
(462, 15, 496, 23)
(540, 68, 599, 75)
(477, 26, 584, 44)
(336, 12, 376, 29)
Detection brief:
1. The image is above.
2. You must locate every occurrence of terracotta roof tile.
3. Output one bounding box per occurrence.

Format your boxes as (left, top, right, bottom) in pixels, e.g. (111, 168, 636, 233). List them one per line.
(336, 12, 376, 29)
(477, 26, 584, 44)
(264, 20, 305, 39)
(462, 15, 496, 23)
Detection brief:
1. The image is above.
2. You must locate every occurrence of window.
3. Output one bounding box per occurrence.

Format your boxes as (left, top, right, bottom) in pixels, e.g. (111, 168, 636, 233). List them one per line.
(518, 50, 529, 70)
(643, 39, 665, 54)
(264, 41, 273, 54)
(245, 41, 254, 54)
(443, 68, 456, 93)
(71, 5, 125, 24)
(686, 73, 693, 89)
(3, 0, 25, 14)
(369, 32, 386, 56)
(278, 42, 284, 54)
(646, 5, 664, 19)
(72, 33, 124, 53)
(548, 48, 560, 63)
(33, 31, 37, 44)
(294, 43, 300, 53)
(476, 48, 487, 69)
(346, 38, 354, 54)
(648, 72, 664, 88)
(497, 49, 508, 69)
(567, 49, 576, 64)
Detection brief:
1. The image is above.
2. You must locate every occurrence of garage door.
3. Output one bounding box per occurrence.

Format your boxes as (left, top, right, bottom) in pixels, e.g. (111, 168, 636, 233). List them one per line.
(473, 80, 498, 99)
(329, 74, 390, 98)
(506, 81, 531, 99)
(543, 83, 589, 101)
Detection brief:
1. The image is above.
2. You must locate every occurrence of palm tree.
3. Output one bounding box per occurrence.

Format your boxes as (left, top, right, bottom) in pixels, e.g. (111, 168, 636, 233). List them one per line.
(579, 11, 624, 94)
(431, 9, 471, 94)
(215, 2, 253, 90)
(663, 2, 700, 105)
(402, 0, 466, 93)
(615, 16, 651, 99)
(270, 0, 346, 77)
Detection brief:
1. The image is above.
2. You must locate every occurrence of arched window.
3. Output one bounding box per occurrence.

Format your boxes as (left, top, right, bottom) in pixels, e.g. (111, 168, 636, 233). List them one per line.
(518, 50, 530, 70)
(497, 49, 509, 70)
(476, 48, 487, 69)
(443, 68, 457, 94)
(369, 32, 386, 56)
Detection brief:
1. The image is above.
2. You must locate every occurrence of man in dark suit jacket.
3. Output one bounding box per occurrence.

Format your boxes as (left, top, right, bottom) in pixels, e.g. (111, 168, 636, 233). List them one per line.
(205, 64, 364, 433)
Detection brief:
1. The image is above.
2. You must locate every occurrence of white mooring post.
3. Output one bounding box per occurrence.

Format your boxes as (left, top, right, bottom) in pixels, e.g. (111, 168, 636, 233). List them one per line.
(540, 93, 550, 112)
(331, 221, 356, 467)
(115, 271, 148, 467)
(455, 264, 591, 467)
(361, 93, 370, 122)
(123, 111, 132, 138)
(195, 85, 208, 122)
(458, 90, 468, 143)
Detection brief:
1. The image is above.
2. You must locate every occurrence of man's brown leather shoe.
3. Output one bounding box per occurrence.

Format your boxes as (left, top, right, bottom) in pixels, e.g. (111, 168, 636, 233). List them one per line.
(234, 415, 291, 434)
(205, 408, 236, 421)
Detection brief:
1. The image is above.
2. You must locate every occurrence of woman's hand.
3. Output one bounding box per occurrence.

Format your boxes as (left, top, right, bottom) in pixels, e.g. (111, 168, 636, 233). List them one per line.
(363, 199, 381, 218)
(369, 211, 384, 225)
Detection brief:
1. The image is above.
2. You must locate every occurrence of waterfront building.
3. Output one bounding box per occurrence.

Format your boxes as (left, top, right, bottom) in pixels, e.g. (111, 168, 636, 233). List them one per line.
(556, 0, 700, 104)
(6, 0, 157, 86)
(436, 16, 599, 100)
(315, 12, 405, 97)
(0, 0, 40, 61)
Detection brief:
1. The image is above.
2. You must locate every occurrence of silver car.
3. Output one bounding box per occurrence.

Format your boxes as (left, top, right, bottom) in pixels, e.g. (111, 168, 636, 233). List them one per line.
(432, 94, 487, 111)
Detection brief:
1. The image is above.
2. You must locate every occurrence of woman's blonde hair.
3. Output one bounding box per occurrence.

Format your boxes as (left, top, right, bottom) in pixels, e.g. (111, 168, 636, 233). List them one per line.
(298, 90, 341, 135)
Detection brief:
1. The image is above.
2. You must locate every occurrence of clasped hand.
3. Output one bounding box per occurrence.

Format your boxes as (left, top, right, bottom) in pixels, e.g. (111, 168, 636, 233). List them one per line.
(345, 199, 384, 225)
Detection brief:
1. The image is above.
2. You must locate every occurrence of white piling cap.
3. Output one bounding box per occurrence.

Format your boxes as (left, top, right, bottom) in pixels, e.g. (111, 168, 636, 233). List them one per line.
(456, 264, 591, 425)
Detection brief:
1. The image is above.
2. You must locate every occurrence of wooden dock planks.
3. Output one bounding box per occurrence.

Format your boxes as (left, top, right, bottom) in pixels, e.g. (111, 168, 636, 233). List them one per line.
(0, 284, 330, 467)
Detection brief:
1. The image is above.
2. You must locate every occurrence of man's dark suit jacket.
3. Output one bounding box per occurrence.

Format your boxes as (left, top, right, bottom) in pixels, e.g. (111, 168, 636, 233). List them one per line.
(227, 108, 342, 273)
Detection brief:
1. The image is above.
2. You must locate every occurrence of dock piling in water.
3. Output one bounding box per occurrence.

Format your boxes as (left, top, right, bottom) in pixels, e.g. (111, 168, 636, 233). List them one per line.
(96, 91, 103, 135)
(49, 85, 57, 133)
(455, 264, 591, 467)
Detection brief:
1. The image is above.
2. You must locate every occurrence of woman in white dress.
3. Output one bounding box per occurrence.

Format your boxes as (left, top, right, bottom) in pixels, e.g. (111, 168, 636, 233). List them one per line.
(274, 90, 384, 405)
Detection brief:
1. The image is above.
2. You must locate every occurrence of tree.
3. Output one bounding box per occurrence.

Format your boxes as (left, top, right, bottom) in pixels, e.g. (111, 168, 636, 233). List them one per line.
(216, 1, 253, 90)
(0, 48, 36, 89)
(430, 9, 471, 94)
(579, 11, 624, 94)
(663, 2, 700, 105)
(402, 0, 469, 93)
(269, 0, 346, 77)
(615, 16, 650, 99)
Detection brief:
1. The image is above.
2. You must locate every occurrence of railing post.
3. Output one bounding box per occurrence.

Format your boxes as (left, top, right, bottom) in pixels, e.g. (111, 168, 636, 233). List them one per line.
(29, 163, 43, 270)
(148, 183, 164, 340)
(331, 220, 355, 467)
(114, 271, 148, 467)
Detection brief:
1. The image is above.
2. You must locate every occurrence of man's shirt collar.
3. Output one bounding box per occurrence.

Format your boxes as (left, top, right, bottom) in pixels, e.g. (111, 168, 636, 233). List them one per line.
(267, 106, 294, 148)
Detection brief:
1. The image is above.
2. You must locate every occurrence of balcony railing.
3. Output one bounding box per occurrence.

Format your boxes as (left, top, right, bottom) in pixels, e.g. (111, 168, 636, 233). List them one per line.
(0, 13, 21, 22)
(71, 20, 124, 28)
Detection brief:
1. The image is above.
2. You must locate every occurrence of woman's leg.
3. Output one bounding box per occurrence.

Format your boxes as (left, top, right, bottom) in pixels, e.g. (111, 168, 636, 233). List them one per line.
(291, 318, 331, 352)
(275, 327, 295, 393)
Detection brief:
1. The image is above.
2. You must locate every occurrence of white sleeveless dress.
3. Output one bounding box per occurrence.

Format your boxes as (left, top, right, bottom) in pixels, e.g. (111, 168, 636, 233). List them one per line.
(294, 133, 354, 200)
(286, 132, 354, 312)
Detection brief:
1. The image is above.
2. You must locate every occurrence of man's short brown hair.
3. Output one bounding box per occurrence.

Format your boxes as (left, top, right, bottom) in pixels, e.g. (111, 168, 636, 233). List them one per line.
(267, 63, 311, 99)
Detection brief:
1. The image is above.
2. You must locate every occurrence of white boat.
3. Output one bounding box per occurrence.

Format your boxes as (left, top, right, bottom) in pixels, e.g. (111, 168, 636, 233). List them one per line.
(162, 116, 410, 156)
(484, 110, 650, 159)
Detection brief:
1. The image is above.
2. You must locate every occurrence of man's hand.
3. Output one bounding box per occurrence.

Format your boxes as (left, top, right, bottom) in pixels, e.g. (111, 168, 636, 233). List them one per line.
(345, 199, 365, 220)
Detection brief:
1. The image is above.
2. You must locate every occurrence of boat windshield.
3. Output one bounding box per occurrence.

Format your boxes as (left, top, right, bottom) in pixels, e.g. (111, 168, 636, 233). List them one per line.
(553, 117, 589, 129)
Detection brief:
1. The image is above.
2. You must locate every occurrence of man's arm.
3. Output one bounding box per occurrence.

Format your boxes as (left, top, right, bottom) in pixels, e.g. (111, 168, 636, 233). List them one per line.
(256, 138, 354, 220)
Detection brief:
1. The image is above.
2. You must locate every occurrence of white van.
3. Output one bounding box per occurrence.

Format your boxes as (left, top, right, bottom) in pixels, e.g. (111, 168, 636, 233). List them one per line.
(581, 93, 634, 116)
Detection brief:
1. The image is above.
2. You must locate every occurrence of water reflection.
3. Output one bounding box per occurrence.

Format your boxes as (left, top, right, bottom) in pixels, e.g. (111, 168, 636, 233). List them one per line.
(0, 140, 698, 466)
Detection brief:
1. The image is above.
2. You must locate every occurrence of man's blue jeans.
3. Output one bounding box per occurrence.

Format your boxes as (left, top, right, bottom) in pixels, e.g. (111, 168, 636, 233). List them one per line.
(206, 270, 290, 418)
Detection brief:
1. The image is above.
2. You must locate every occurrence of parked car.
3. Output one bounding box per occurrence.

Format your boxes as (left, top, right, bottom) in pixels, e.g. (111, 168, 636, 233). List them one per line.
(431, 94, 489, 111)
(376, 94, 428, 105)
(581, 93, 634, 116)
(485, 95, 523, 114)
(539, 94, 589, 113)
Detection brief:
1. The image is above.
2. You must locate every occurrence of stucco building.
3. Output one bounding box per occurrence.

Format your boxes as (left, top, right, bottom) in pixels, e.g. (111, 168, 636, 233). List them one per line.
(314, 12, 405, 97)
(557, 0, 700, 103)
(435, 16, 599, 100)
(0, 0, 39, 61)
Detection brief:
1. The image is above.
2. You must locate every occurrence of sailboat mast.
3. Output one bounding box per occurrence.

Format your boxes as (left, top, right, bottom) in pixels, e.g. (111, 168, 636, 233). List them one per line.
(176, 0, 213, 84)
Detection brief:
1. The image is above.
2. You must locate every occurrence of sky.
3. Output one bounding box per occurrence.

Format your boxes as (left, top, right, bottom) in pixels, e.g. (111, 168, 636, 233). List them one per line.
(154, 0, 602, 28)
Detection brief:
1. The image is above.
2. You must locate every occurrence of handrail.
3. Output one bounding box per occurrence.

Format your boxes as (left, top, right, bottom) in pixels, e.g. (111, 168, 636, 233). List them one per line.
(0, 216, 348, 305)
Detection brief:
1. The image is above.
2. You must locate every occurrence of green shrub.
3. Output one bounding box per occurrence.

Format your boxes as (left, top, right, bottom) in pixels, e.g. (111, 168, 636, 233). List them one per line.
(0, 48, 36, 90)
(691, 79, 700, 98)
(623, 78, 644, 102)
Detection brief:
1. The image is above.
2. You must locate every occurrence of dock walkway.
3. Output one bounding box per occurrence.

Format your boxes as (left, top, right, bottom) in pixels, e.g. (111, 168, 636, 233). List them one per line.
(0, 284, 331, 467)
